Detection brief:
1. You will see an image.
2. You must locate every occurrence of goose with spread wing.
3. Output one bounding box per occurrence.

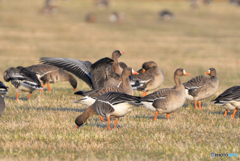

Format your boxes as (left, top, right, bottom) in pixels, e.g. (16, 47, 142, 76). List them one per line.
(75, 92, 142, 130)
(211, 86, 240, 119)
(27, 64, 77, 92)
(131, 61, 164, 97)
(3, 66, 42, 101)
(183, 68, 219, 110)
(141, 68, 190, 120)
(39, 50, 125, 90)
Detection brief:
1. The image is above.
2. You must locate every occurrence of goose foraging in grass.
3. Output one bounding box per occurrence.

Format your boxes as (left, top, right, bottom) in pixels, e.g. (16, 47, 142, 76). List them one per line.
(183, 68, 219, 110)
(211, 86, 240, 119)
(75, 92, 142, 130)
(141, 68, 190, 121)
(3, 66, 42, 101)
(27, 64, 77, 92)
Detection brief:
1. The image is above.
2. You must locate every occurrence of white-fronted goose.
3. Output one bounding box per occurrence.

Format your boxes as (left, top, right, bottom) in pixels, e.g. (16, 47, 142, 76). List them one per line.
(211, 86, 240, 119)
(3, 66, 42, 101)
(39, 50, 125, 90)
(131, 61, 165, 97)
(75, 92, 142, 130)
(141, 68, 190, 120)
(0, 95, 5, 121)
(27, 64, 77, 92)
(0, 80, 8, 97)
(74, 67, 139, 106)
(183, 68, 219, 110)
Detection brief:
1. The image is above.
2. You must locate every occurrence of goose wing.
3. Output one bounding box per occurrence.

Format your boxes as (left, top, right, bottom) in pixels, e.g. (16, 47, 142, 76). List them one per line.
(39, 57, 93, 88)
(211, 86, 240, 104)
(26, 64, 59, 77)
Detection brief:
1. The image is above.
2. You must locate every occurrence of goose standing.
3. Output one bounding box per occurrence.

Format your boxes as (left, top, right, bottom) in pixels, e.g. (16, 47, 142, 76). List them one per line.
(211, 86, 240, 119)
(141, 68, 190, 120)
(3, 66, 42, 101)
(131, 61, 164, 97)
(183, 68, 219, 110)
(75, 92, 142, 130)
(27, 64, 77, 92)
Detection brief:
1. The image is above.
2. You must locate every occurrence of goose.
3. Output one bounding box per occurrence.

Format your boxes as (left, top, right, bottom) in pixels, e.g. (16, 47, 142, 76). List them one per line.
(0, 95, 5, 121)
(3, 66, 42, 101)
(211, 86, 240, 119)
(0, 80, 8, 97)
(75, 92, 142, 130)
(131, 61, 164, 97)
(159, 10, 174, 21)
(141, 68, 190, 120)
(85, 13, 97, 23)
(183, 68, 219, 110)
(109, 12, 124, 25)
(74, 67, 138, 122)
(26, 64, 77, 92)
(39, 50, 125, 90)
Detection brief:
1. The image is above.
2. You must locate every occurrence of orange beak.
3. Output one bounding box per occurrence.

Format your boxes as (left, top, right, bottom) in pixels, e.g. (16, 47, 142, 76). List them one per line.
(75, 125, 79, 129)
(142, 69, 146, 73)
(184, 72, 190, 76)
(205, 70, 210, 75)
(132, 69, 139, 75)
(121, 51, 125, 55)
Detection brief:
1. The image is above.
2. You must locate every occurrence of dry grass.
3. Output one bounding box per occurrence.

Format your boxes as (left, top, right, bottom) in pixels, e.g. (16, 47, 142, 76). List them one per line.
(0, 0, 240, 160)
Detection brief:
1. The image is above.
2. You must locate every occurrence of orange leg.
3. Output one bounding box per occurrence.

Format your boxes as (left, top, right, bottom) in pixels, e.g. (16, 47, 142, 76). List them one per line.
(167, 113, 170, 120)
(232, 108, 238, 119)
(107, 116, 111, 130)
(0, 118, 1, 121)
(40, 84, 45, 91)
(198, 101, 202, 110)
(47, 83, 51, 92)
(224, 110, 228, 116)
(74, 88, 77, 91)
(114, 118, 118, 129)
(99, 115, 105, 122)
(153, 111, 159, 121)
(75, 125, 78, 129)
(16, 92, 19, 101)
(194, 101, 198, 109)
(143, 92, 147, 97)
(29, 93, 31, 100)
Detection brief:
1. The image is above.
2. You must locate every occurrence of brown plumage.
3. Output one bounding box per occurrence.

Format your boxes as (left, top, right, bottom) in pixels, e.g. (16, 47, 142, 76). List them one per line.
(141, 68, 190, 120)
(27, 64, 77, 92)
(131, 61, 165, 97)
(183, 68, 219, 110)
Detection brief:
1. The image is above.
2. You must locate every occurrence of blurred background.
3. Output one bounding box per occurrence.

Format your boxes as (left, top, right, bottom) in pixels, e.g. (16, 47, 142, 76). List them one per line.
(0, 0, 240, 90)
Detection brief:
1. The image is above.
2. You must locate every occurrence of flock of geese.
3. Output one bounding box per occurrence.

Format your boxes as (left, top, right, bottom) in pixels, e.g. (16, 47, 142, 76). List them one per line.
(0, 50, 239, 129)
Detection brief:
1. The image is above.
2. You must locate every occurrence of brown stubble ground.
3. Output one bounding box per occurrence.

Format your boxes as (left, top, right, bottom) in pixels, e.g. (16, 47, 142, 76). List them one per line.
(0, 0, 240, 160)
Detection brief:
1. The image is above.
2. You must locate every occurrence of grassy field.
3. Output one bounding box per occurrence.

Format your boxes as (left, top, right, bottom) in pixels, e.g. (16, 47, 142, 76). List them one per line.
(0, 0, 240, 160)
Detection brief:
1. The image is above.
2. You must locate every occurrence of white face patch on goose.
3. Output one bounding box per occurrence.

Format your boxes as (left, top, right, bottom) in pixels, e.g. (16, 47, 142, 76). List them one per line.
(183, 69, 186, 75)
(208, 70, 210, 74)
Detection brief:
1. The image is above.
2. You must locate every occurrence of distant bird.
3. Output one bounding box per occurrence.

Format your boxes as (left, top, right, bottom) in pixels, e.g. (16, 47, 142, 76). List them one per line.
(3, 66, 42, 101)
(75, 92, 142, 130)
(183, 68, 219, 110)
(85, 13, 97, 23)
(39, 0, 57, 15)
(94, 0, 110, 9)
(109, 12, 124, 25)
(211, 86, 240, 119)
(0, 80, 8, 97)
(141, 68, 190, 121)
(26, 64, 77, 92)
(39, 50, 125, 90)
(131, 61, 164, 97)
(0, 95, 5, 121)
(159, 10, 174, 21)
